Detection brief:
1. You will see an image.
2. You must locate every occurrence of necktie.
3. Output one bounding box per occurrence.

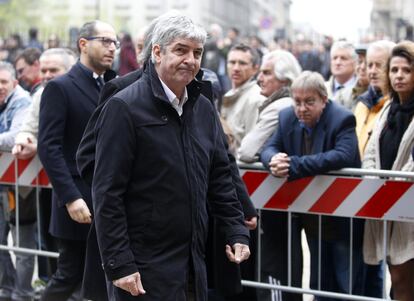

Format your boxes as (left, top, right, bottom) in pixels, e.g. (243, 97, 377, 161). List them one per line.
(96, 76, 104, 91)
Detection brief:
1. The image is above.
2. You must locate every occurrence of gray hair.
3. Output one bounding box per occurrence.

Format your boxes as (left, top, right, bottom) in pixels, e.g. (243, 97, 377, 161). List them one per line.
(40, 48, 77, 70)
(367, 40, 396, 58)
(263, 50, 302, 85)
(149, 11, 207, 63)
(291, 71, 328, 98)
(0, 61, 16, 80)
(330, 40, 358, 62)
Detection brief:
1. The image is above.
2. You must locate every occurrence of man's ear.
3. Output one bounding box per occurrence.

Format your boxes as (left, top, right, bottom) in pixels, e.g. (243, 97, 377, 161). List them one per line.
(78, 38, 87, 54)
(152, 44, 162, 64)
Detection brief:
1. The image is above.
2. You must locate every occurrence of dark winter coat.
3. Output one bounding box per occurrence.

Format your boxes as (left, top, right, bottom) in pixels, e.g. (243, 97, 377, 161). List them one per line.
(92, 62, 249, 301)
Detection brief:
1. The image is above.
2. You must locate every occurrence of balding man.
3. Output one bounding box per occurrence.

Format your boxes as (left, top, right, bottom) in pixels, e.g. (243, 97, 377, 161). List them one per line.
(37, 21, 117, 301)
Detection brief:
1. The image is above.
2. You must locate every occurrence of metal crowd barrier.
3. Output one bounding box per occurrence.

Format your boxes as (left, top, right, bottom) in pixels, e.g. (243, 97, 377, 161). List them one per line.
(1, 152, 412, 300)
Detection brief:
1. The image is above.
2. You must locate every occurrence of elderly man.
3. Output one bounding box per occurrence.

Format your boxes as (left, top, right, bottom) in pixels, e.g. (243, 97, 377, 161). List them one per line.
(12, 48, 77, 296)
(37, 21, 117, 301)
(237, 49, 303, 301)
(13, 48, 77, 159)
(355, 40, 396, 157)
(325, 41, 358, 110)
(239, 49, 302, 163)
(221, 43, 265, 149)
(91, 12, 250, 301)
(14, 47, 42, 95)
(261, 71, 364, 300)
(0, 61, 32, 301)
(353, 40, 396, 298)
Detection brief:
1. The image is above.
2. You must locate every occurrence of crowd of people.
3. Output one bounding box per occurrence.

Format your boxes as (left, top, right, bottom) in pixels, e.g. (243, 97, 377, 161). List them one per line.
(0, 10, 414, 301)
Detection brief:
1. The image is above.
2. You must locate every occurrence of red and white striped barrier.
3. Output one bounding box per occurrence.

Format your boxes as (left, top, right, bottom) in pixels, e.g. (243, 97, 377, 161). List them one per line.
(0, 152, 50, 187)
(1, 151, 413, 222)
(240, 169, 414, 223)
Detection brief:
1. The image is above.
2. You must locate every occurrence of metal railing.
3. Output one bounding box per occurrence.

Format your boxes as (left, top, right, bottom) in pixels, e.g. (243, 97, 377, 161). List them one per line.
(1, 152, 412, 300)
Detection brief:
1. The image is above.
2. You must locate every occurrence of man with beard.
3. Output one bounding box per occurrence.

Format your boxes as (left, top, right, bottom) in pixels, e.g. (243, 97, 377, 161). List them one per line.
(37, 21, 117, 301)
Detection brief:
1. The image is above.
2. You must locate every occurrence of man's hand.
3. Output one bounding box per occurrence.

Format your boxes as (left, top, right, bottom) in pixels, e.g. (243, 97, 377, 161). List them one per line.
(65, 198, 92, 224)
(225, 243, 250, 264)
(12, 141, 37, 160)
(245, 216, 257, 230)
(269, 152, 290, 178)
(113, 272, 146, 296)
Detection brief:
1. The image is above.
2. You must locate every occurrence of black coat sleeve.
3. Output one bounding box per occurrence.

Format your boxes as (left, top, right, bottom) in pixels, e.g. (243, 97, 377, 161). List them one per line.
(92, 98, 138, 280)
(207, 113, 250, 247)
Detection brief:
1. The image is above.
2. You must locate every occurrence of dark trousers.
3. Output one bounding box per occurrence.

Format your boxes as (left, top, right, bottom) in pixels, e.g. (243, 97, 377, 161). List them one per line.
(258, 211, 303, 301)
(40, 238, 86, 301)
(37, 188, 57, 281)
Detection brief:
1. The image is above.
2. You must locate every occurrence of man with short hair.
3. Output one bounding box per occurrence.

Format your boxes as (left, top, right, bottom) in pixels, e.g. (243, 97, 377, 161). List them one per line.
(325, 41, 358, 110)
(353, 40, 396, 298)
(13, 48, 77, 159)
(37, 21, 117, 301)
(0, 61, 33, 301)
(221, 43, 265, 149)
(261, 71, 365, 300)
(91, 12, 250, 301)
(12, 48, 77, 297)
(14, 48, 42, 95)
(238, 49, 303, 301)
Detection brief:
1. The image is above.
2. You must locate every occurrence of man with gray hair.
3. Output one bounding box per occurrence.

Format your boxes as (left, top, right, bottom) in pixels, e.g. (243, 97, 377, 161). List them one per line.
(0, 61, 32, 301)
(239, 49, 302, 163)
(13, 48, 77, 159)
(325, 41, 358, 110)
(238, 49, 303, 301)
(92, 12, 250, 301)
(261, 71, 364, 300)
(11, 48, 76, 297)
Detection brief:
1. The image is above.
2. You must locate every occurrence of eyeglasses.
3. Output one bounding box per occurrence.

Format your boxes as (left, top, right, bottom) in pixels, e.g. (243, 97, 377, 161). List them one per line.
(85, 36, 120, 49)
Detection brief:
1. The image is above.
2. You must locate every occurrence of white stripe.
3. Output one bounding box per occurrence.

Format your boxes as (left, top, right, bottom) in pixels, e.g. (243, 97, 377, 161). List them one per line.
(0, 152, 14, 177)
(385, 183, 414, 221)
(251, 176, 285, 209)
(17, 157, 41, 186)
(334, 178, 385, 217)
(289, 175, 335, 213)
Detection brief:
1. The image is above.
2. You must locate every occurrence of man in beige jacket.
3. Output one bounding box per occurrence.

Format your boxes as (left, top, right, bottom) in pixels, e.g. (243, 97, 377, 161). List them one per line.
(220, 43, 265, 150)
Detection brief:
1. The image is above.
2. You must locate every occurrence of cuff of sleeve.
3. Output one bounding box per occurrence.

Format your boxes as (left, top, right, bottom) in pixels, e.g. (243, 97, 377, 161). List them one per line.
(226, 225, 250, 246)
(103, 251, 138, 281)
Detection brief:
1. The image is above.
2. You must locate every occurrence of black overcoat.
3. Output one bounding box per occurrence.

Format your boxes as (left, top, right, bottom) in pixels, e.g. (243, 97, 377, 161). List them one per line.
(92, 62, 249, 301)
(37, 62, 115, 240)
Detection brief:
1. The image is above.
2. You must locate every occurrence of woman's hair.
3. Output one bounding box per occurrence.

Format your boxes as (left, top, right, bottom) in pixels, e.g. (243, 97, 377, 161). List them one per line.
(385, 40, 414, 98)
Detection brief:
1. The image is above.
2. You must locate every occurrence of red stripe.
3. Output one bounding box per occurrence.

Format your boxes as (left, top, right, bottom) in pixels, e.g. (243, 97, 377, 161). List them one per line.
(242, 171, 268, 195)
(309, 178, 362, 213)
(16, 158, 31, 177)
(264, 177, 313, 210)
(31, 168, 50, 187)
(356, 180, 413, 218)
(0, 161, 16, 183)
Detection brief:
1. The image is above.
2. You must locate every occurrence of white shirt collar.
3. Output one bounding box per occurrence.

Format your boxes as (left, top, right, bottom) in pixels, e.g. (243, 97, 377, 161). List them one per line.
(334, 75, 357, 92)
(158, 77, 188, 116)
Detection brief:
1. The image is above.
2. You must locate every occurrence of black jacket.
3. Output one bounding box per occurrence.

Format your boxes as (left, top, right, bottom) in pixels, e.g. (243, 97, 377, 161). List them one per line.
(91, 62, 249, 301)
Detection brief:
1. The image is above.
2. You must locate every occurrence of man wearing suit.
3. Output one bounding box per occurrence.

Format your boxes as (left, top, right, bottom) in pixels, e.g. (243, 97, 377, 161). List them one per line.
(260, 71, 364, 300)
(90, 12, 250, 301)
(77, 15, 257, 301)
(37, 20, 117, 301)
